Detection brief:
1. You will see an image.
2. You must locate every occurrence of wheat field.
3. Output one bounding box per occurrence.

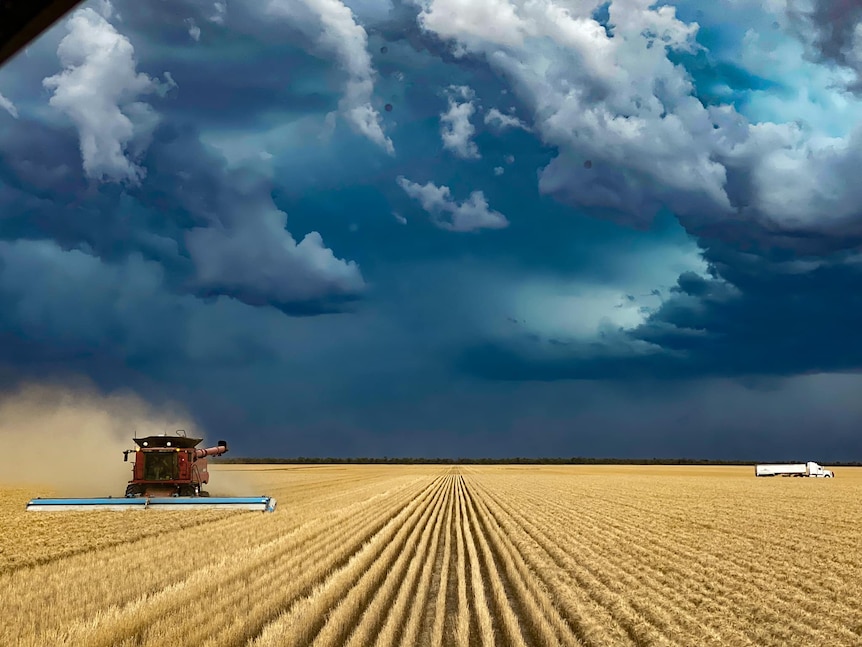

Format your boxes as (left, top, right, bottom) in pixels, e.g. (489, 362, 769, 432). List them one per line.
(2, 464, 861, 646)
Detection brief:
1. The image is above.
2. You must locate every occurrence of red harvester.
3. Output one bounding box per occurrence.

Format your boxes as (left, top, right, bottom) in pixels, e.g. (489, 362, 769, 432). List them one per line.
(25, 431, 276, 512)
(123, 434, 228, 498)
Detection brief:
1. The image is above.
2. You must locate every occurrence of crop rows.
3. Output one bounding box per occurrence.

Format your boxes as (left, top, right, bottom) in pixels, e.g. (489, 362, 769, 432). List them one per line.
(2, 465, 861, 646)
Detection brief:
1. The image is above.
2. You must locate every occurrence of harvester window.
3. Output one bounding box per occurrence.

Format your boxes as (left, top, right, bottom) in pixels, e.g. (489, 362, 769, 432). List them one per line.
(143, 452, 179, 481)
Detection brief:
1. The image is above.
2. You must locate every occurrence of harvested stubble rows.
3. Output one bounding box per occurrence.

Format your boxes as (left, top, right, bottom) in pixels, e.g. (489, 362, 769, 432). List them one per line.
(2, 464, 861, 646)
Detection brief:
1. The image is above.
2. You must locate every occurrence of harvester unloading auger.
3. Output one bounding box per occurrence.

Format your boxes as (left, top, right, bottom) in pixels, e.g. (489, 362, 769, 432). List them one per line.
(25, 431, 276, 512)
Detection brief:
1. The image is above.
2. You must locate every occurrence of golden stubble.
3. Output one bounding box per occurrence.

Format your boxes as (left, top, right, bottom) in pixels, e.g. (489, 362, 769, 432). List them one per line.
(2, 464, 861, 647)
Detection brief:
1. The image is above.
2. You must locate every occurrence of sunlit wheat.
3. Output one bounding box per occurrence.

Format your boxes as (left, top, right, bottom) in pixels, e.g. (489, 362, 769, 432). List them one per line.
(3, 464, 861, 646)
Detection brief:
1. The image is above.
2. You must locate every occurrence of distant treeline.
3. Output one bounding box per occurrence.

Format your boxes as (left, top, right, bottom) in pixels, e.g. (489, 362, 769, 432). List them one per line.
(220, 457, 862, 466)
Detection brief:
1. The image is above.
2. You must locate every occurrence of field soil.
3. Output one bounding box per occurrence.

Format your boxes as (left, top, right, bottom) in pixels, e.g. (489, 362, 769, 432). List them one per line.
(2, 464, 861, 646)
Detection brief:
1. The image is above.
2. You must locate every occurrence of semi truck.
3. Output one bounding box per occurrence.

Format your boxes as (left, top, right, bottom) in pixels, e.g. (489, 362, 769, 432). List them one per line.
(755, 462, 834, 478)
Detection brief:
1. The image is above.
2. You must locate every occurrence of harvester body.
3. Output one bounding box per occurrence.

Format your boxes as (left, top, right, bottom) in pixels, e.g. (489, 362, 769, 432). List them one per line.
(25, 432, 276, 512)
(124, 435, 228, 498)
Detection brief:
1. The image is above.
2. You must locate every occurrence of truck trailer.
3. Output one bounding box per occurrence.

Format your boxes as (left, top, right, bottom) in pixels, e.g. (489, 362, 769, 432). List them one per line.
(755, 462, 834, 478)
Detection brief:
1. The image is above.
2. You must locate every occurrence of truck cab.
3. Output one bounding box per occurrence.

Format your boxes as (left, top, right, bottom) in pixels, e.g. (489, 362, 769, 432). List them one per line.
(805, 461, 834, 478)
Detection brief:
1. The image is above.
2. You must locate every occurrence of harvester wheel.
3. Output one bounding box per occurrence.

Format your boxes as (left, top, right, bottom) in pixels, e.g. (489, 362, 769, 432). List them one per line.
(125, 484, 145, 498)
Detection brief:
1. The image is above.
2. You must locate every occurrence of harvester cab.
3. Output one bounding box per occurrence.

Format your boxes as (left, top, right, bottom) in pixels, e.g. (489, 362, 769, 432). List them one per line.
(25, 430, 276, 512)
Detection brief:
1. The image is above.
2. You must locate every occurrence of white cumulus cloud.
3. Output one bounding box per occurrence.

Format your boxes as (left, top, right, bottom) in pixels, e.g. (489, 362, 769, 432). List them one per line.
(187, 18, 201, 41)
(484, 107, 528, 131)
(412, 0, 862, 239)
(397, 176, 509, 232)
(412, 0, 721, 225)
(210, 1, 226, 24)
(440, 85, 480, 159)
(43, 8, 171, 185)
(0, 92, 18, 118)
(267, 0, 394, 155)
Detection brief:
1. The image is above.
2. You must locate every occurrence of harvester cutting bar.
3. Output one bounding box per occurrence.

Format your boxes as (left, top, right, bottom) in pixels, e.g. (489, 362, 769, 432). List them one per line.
(25, 496, 277, 512)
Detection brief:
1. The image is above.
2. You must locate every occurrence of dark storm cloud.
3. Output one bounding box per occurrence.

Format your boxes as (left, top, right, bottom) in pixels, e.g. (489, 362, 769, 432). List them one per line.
(456, 342, 678, 382)
(634, 242, 862, 373)
(116, 8, 342, 130)
(0, 0, 373, 412)
(458, 238, 862, 383)
(0, 115, 168, 265)
(3, 0, 862, 462)
(786, 0, 862, 76)
(0, 108, 365, 317)
(136, 123, 366, 313)
(679, 211, 862, 258)
(0, 235, 308, 382)
(199, 371, 862, 460)
(0, 117, 87, 200)
(538, 154, 666, 230)
(0, 241, 184, 363)
(402, 0, 862, 390)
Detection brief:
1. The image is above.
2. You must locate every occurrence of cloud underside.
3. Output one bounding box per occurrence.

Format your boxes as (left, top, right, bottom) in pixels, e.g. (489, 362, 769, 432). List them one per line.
(457, 243, 862, 381)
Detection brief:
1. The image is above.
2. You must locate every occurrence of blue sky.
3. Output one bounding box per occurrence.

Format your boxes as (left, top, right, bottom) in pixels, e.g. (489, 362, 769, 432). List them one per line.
(1, 0, 862, 459)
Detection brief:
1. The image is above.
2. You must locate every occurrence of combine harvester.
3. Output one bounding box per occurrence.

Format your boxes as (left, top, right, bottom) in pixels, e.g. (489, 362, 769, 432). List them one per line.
(26, 432, 276, 512)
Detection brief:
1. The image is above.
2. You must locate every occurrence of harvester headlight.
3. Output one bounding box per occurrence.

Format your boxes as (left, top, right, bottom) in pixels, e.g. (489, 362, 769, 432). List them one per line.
(166, 441, 171, 447)
(176, 448, 180, 452)
(142, 441, 148, 447)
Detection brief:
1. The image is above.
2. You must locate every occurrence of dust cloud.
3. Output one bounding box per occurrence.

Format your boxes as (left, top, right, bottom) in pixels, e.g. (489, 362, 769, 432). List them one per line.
(0, 381, 201, 496)
(207, 467, 263, 497)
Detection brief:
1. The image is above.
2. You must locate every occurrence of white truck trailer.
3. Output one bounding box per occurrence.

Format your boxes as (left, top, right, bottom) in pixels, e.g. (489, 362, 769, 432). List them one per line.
(755, 462, 834, 477)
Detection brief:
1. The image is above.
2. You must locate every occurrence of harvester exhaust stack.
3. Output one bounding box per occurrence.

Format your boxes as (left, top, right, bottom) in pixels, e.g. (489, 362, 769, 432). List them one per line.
(25, 431, 276, 513)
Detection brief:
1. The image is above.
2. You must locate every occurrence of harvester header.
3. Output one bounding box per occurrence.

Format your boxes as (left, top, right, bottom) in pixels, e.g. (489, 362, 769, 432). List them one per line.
(26, 431, 276, 512)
